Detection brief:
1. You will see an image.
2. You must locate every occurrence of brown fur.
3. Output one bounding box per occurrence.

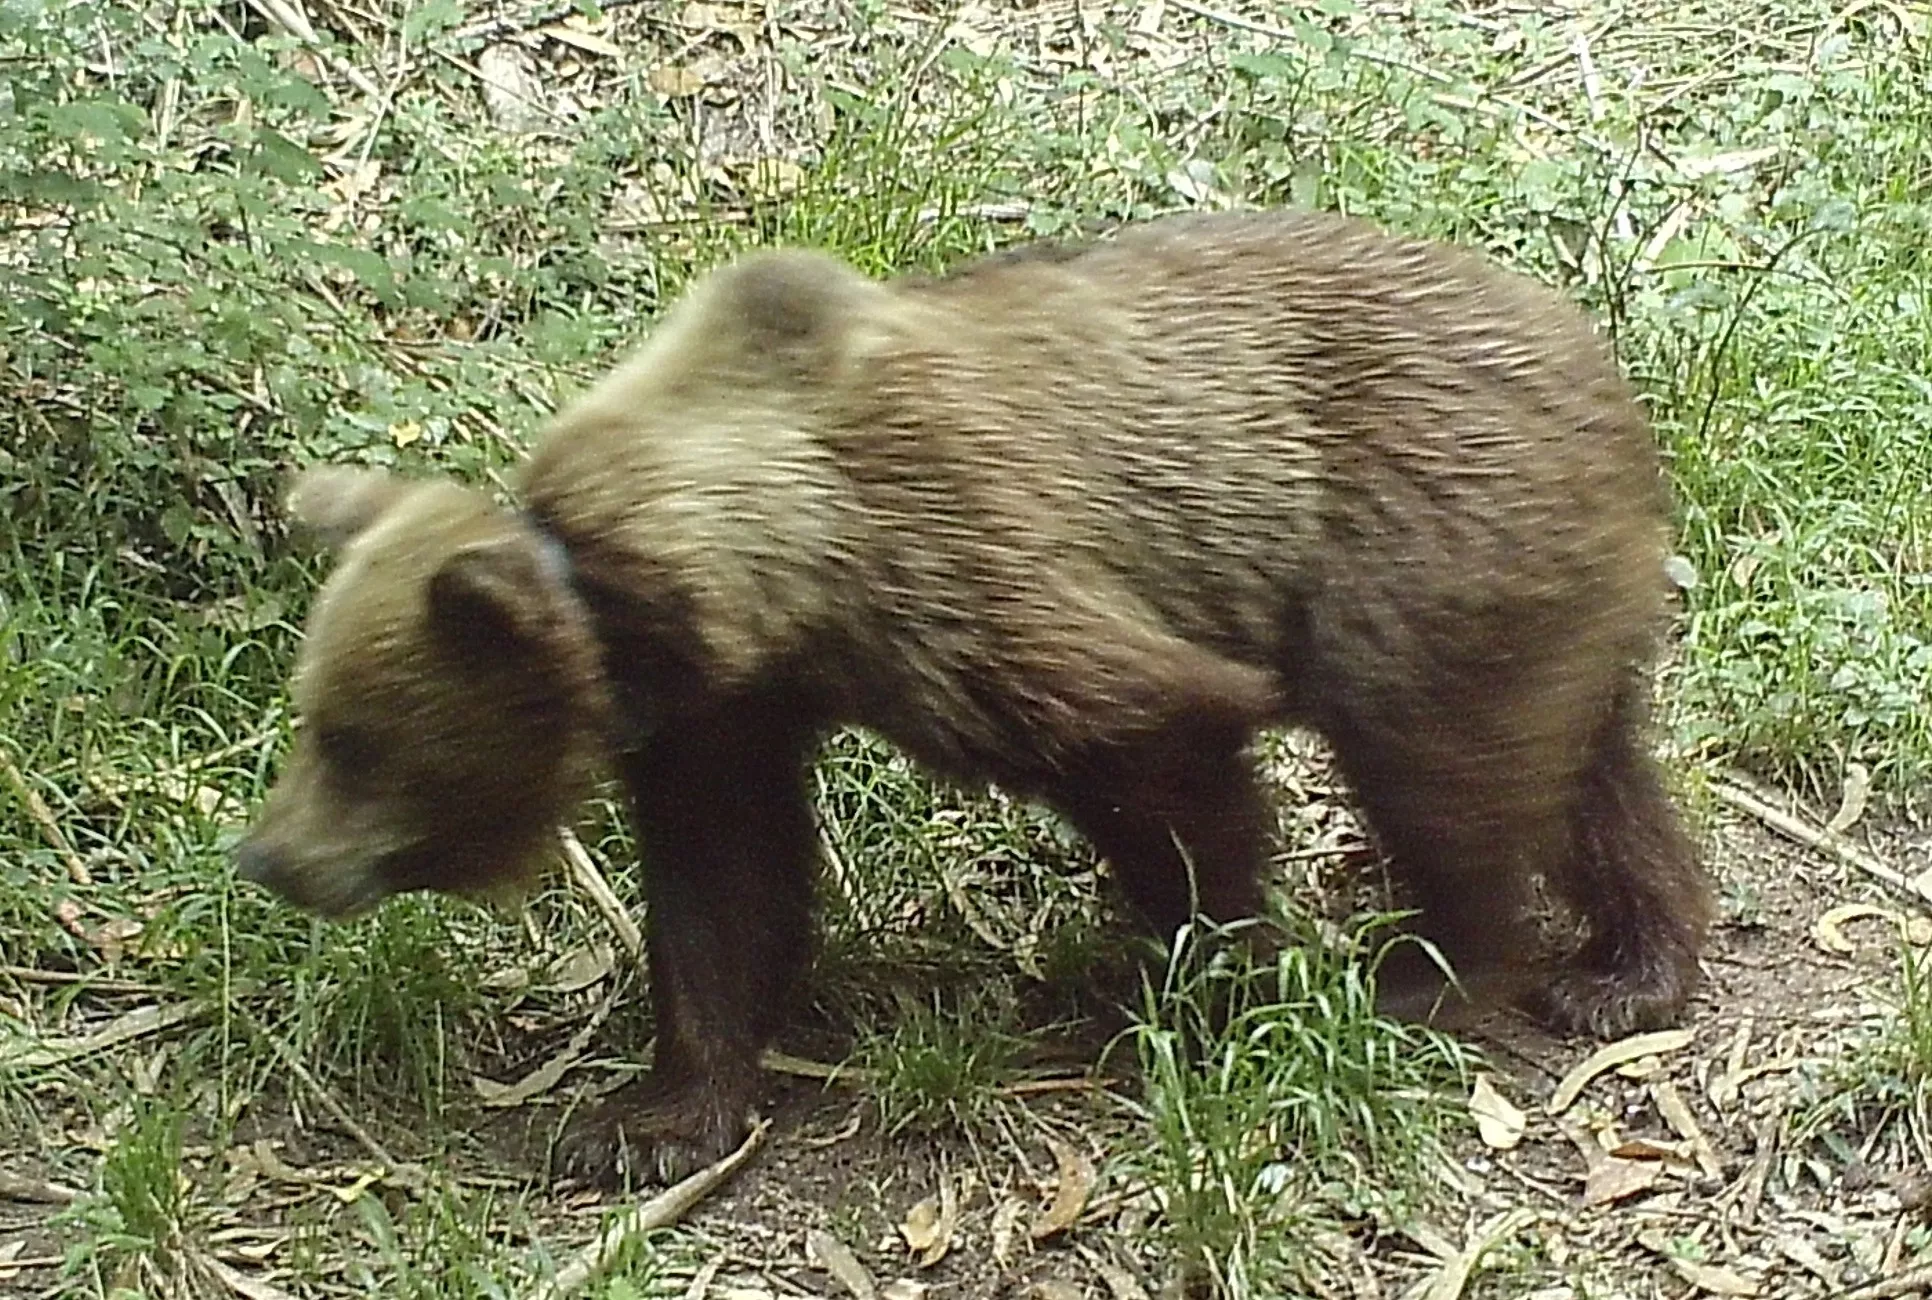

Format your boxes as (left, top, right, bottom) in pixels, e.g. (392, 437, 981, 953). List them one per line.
(237, 209, 1711, 1187)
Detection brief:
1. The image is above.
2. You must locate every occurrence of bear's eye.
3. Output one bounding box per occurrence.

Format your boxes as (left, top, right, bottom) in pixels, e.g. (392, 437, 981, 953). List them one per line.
(314, 723, 379, 775)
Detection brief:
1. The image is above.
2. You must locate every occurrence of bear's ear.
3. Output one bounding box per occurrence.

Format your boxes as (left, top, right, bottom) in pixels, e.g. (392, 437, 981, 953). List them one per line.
(425, 538, 556, 657)
(288, 466, 414, 552)
(712, 248, 881, 380)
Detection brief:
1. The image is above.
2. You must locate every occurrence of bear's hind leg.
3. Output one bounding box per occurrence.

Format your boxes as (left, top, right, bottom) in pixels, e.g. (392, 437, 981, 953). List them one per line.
(1526, 670, 1710, 1037)
(1317, 690, 1573, 1030)
(554, 696, 819, 1188)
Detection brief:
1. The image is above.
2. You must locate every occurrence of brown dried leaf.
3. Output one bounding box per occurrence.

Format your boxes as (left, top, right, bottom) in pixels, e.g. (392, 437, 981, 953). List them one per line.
(1815, 902, 1904, 954)
(1639, 1232, 1758, 1298)
(649, 63, 706, 97)
(990, 1196, 1026, 1266)
(900, 1183, 957, 1268)
(475, 44, 547, 133)
(541, 943, 614, 994)
(1605, 1137, 1681, 1161)
(1825, 761, 1870, 833)
(806, 1228, 876, 1300)
(1652, 1079, 1724, 1180)
(1547, 1029, 1694, 1114)
(1031, 1139, 1096, 1240)
(1581, 1155, 1661, 1206)
(1468, 1073, 1526, 1150)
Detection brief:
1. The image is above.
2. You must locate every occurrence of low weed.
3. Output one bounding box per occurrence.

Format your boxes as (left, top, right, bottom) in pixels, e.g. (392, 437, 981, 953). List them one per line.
(1120, 919, 1473, 1295)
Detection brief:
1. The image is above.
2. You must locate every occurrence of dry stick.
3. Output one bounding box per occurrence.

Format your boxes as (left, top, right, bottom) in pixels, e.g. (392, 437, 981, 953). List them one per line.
(242, 0, 381, 98)
(0, 745, 92, 887)
(525, 1120, 769, 1300)
(1711, 779, 1932, 907)
(0, 1169, 79, 1205)
(558, 828, 645, 960)
(84, 721, 284, 808)
(252, 1021, 409, 1178)
(1843, 1265, 1932, 1300)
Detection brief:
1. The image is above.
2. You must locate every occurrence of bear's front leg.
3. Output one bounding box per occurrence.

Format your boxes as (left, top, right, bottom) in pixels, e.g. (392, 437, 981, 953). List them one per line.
(555, 698, 819, 1188)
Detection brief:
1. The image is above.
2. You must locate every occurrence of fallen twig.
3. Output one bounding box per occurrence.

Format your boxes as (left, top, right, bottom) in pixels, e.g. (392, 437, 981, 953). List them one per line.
(558, 828, 644, 960)
(0, 999, 204, 1070)
(242, 0, 381, 98)
(0, 1168, 79, 1204)
(248, 1016, 421, 1186)
(525, 1119, 769, 1300)
(1712, 778, 1932, 908)
(1, 743, 93, 887)
(1842, 1264, 1932, 1300)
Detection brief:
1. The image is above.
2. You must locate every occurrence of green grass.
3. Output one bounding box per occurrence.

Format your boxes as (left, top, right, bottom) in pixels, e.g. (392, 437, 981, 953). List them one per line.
(1119, 919, 1472, 1295)
(4, 0, 1931, 1294)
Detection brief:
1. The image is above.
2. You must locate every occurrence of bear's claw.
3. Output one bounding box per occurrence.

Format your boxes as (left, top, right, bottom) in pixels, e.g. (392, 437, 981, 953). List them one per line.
(555, 1077, 753, 1189)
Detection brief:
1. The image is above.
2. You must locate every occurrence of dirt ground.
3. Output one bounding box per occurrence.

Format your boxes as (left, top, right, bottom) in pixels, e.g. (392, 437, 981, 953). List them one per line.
(513, 771, 1926, 1300)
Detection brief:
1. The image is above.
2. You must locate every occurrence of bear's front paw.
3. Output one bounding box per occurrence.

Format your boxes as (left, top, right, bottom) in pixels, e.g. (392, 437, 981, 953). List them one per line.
(555, 1076, 753, 1188)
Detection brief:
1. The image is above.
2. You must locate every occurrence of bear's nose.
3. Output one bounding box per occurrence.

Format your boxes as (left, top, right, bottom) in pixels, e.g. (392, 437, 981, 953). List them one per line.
(234, 839, 282, 887)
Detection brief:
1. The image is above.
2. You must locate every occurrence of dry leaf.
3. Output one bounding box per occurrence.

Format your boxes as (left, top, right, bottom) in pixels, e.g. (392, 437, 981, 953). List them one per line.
(1418, 1208, 1534, 1300)
(1092, 1258, 1150, 1300)
(650, 63, 706, 97)
(541, 943, 614, 994)
(1547, 1029, 1694, 1114)
(1027, 1283, 1082, 1300)
(900, 1197, 946, 1262)
(1814, 902, 1902, 954)
(541, 24, 625, 58)
(1605, 1137, 1682, 1161)
(475, 44, 547, 133)
(1582, 1155, 1662, 1206)
(1031, 1139, 1097, 1240)
(990, 1195, 1026, 1266)
(0, 1241, 25, 1282)
(195, 1253, 298, 1300)
(1709, 1022, 1752, 1111)
(1675, 146, 1781, 181)
(0, 999, 203, 1070)
(1653, 1079, 1724, 1179)
(1826, 761, 1871, 832)
(806, 1228, 876, 1300)
(880, 1283, 928, 1300)
(1468, 1073, 1527, 1150)
(473, 1009, 602, 1108)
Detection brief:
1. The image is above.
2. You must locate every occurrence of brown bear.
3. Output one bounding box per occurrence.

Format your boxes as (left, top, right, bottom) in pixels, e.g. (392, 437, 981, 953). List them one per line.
(236, 208, 1711, 1187)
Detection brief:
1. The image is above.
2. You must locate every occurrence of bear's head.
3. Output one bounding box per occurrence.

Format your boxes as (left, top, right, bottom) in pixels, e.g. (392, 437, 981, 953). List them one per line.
(235, 466, 611, 918)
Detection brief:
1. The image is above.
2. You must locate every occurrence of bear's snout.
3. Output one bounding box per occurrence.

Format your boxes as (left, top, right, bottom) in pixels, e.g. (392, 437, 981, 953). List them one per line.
(234, 838, 281, 888)
(233, 834, 388, 919)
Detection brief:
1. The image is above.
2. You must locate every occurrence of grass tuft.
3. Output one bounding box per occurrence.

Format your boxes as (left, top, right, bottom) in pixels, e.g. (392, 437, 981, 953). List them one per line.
(1120, 919, 1473, 1294)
